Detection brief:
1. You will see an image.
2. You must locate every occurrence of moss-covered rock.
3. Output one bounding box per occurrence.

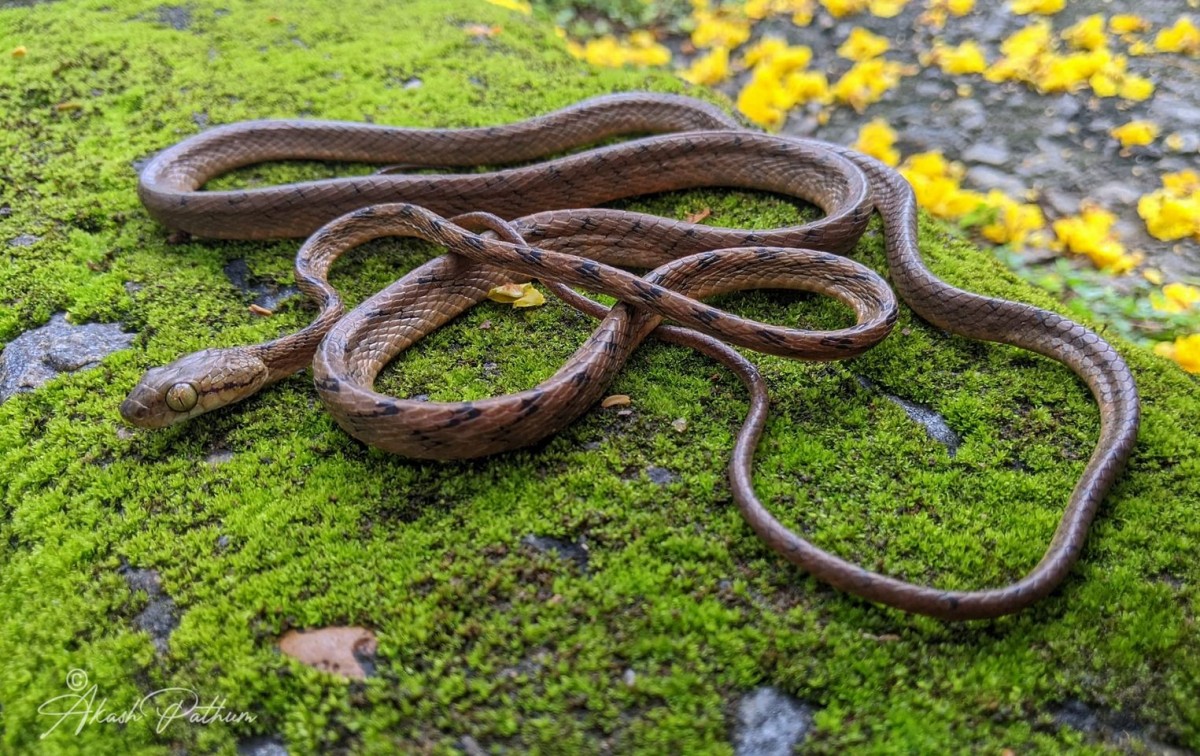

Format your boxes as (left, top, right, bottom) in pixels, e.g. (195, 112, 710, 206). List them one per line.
(1, 0, 1197, 753)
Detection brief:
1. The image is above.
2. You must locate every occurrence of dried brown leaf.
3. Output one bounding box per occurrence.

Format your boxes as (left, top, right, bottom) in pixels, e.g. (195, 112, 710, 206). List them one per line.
(279, 626, 377, 679)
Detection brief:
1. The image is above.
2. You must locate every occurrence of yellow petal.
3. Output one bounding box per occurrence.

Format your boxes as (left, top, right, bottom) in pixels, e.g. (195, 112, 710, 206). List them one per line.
(488, 283, 530, 303)
(512, 285, 546, 308)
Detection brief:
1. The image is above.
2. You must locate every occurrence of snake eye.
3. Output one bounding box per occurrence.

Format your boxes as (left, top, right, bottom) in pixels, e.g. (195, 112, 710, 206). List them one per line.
(165, 382, 199, 412)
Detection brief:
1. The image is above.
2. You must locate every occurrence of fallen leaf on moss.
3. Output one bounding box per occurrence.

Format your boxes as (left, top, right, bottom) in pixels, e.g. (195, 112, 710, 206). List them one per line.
(601, 394, 631, 408)
(279, 626, 377, 680)
(685, 208, 712, 223)
(11, 46, 26, 58)
(249, 304, 274, 317)
(465, 24, 502, 38)
(488, 282, 544, 307)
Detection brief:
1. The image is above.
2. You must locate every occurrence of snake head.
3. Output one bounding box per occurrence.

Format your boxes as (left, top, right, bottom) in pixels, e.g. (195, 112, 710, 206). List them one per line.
(120, 347, 270, 428)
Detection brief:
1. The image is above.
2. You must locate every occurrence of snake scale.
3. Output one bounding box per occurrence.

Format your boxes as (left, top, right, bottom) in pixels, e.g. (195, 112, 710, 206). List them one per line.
(119, 92, 1140, 620)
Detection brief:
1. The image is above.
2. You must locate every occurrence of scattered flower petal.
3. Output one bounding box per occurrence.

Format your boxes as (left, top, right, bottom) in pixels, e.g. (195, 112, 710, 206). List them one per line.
(853, 118, 900, 166)
(1110, 120, 1159, 147)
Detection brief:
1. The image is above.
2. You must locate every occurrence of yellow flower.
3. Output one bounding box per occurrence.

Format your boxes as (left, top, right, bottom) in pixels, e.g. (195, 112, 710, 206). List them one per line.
(821, 0, 869, 18)
(1154, 334, 1200, 373)
(853, 118, 900, 166)
(832, 58, 908, 112)
(1118, 74, 1154, 101)
(567, 33, 672, 68)
(898, 151, 987, 219)
(979, 190, 1045, 248)
(1163, 170, 1200, 194)
(1143, 268, 1164, 285)
(1138, 192, 1200, 241)
(1111, 120, 1159, 147)
(986, 21, 1053, 84)
(1109, 15, 1150, 35)
(488, 282, 545, 307)
(1137, 171, 1200, 241)
(868, 0, 908, 18)
(1151, 283, 1200, 314)
(681, 47, 731, 85)
(691, 9, 752, 49)
(783, 70, 831, 105)
(1052, 205, 1138, 273)
(1010, 0, 1064, 16)
(737, 79, 787, 129)
(741, 37, 789, 67)
(1062, 15, 1107, 51)
(1154, 17, 1200, 55)
(1039, 52, 1107, 92)
(760, 44, 814, 74)
(745, 0, 817, 20)
(484, 0, 531, 13)
(838, 27, 890, 60)
(927, 40, 988, 74)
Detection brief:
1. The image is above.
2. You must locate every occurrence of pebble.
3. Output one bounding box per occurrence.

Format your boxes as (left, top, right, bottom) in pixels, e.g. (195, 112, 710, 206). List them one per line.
(731, 687, 814, 756)
(962, 140, 1010, 167)
(965, 166, 1026, 198)
(7, 233, 39, 247)
(1091, 181, 1142, 207)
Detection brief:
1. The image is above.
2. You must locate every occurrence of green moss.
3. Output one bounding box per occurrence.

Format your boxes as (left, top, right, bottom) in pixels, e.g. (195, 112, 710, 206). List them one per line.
(1, 1, 1198, 753)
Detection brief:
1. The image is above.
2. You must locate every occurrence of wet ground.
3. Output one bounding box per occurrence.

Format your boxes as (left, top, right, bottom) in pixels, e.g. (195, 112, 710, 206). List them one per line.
(700, 1, 1199, 284)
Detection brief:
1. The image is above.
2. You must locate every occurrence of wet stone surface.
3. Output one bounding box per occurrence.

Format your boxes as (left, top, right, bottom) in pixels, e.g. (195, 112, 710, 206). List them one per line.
(224, 259, 300, 310)
(0, 313, 135, 403)
(857, 375, 962, 455)
(236, 736, 289, 756)
(118, 563, 178, 655)
(521, 534, 590, 571)
(720, 1, 1200, 284)
(731, 686, 815, 756)
(1050, 699, 1191, 754)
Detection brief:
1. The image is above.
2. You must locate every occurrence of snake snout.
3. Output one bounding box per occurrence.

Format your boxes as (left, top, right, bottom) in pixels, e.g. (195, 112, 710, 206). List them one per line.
(119, 383, 175, 428)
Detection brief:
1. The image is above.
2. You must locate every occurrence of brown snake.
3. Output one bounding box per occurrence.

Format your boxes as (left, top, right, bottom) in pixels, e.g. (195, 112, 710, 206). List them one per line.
(119, 92, 1140, 620)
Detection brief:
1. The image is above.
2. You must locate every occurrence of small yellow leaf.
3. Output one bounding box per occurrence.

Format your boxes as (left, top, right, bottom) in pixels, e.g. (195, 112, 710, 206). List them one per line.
(601, 394, 631, 408)
(11, 46, 27, 58)
(487, 282, 529, 303)
(512, 286, 545, 308)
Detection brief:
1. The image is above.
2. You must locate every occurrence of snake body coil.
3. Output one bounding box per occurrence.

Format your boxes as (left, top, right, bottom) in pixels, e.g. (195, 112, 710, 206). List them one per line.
(120, 93, 1140, 620)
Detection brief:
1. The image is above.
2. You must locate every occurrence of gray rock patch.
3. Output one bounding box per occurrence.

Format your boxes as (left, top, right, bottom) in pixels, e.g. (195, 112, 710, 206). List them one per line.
(732, 687, 814, 756)
(1051, 699, 1190, 755)
(645, 465, 678, 485)
(521, 534, 589, 571)
(224, 259, 299, 310)
(857, 376, 961, 456)
(119, 563, 178, 655)
(0, 313, 135, 403)
(7, 233, 39, 247)
(156, 4, 192, 30)
(237, 736, 289, 756)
